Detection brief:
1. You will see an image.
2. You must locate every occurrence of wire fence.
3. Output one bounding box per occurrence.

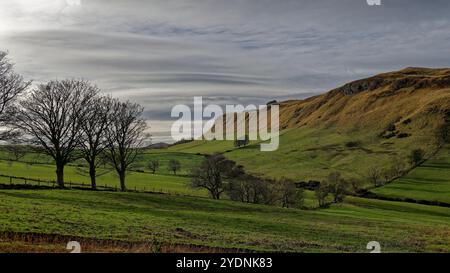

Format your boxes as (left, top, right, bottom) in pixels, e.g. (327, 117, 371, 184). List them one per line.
(0, 174, 192, 197)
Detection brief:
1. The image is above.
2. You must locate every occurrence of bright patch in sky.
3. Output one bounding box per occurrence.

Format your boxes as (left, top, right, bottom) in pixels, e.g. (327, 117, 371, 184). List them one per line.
(1, 0, 450, 142)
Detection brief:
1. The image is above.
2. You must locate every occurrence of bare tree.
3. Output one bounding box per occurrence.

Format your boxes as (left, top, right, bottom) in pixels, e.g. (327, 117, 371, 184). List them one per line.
(13, 79, 97, 187)
(367, 166, 382, 187)
(315, 182, 330, 208)
(277, 178, 304, 208)
(393, 160, 406, 177)
(148, 159, 160, 174)
(0, 51, 31, 139)
(79, 95, 114, 189)
(191, 153, 243, 199)
(228, 175, 263, 203)
(5, 143, 27, 162)
(327, 172, 349, 203)
(168, 159, 181, 175)
(105, 101, 147, 191)
(349, 178, 362, 193)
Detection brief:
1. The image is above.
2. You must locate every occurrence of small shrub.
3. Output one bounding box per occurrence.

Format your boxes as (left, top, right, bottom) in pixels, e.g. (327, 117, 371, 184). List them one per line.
(402, 118, 412, 125)
(397, 133, 410, 138)
(382, 131, 396, 139)
(345, 141, 361, 148)
(409, 149, 424, 166)
(386, 123, 396, 132)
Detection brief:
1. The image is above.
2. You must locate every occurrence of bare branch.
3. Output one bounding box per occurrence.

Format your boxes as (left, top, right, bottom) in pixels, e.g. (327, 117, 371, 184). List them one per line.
(13, 79, 98, 187)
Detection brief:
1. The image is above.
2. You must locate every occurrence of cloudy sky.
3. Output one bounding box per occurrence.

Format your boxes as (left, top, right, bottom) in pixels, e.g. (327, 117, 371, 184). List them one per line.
(1, 0, 450, 142)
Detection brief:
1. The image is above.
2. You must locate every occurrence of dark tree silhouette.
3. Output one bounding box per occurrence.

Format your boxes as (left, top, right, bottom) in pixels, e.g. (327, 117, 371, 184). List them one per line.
(409, 149, 425, 166)
(315, 182, 330, 208)
(277, 178, 304, 208)
(0, 51, 31, 140)
(13, 79, 97, 187)
(191, 153, 243, 199)
(327, 172, 349, 203)
(168, 159, 181, 175)
(105, 101, 147, 191)
(79, 95, 114, 189)
(148, 159, 160, 174)
(367, 166, 382, 187)
(5, 143, 27, 162)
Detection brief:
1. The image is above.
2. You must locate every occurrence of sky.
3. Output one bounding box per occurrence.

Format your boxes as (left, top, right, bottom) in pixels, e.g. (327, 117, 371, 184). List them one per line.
(1, 0, 450, 142)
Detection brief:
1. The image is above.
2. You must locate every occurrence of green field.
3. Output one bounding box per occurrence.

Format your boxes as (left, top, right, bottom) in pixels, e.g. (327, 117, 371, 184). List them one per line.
(0, 126, 448, 252)
(168, 127, 437, 182)
(0, 189, 449, 252)
(133, 151, 205, 176)
(372, 145, 450, 204)
(0, 160, 206, 197)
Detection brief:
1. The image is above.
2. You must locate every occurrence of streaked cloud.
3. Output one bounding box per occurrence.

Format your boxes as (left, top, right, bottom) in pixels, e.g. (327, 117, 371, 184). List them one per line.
(1, 0, 449, 141)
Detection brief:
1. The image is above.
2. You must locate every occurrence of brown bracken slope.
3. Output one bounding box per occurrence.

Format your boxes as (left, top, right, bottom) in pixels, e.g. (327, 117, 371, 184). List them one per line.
(277, 67, 450, 135)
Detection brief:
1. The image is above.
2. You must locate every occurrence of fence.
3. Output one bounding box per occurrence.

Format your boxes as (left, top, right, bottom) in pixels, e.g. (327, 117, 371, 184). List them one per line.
(0, 174, 191, 197)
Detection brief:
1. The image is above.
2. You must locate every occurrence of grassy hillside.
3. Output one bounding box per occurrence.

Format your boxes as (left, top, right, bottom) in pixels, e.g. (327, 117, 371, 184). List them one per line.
(166, 68, 450, 186)
(372, 145, 450, 204)
(166, 126, 436, 182)
(0, 189, 449, 252)
(277, 67, 450, 132)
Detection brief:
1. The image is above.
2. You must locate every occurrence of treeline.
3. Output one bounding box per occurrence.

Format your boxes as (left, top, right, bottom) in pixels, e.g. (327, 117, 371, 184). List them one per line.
(0, 51, 148, 191)
(190, 153, 304, 208)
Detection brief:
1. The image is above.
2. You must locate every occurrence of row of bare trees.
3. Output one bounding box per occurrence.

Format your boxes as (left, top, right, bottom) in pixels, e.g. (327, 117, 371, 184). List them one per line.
(0, 52, 148, 191)
(190, 153, 304, 208)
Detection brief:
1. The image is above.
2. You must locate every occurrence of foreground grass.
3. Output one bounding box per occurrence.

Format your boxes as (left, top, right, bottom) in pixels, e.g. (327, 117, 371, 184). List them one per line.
(372, 145, 450, 204)
(0, 189, 449, 252)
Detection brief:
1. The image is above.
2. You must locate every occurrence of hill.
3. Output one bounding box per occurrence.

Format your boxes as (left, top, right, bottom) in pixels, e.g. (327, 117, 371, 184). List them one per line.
(168, 68, 450, 183)
(277, 67, 449, 132)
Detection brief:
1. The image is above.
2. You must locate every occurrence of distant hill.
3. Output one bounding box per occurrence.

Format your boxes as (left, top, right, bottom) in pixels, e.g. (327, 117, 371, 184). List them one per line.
(170, 68, 450, 183)
(148, 142, 170, 149)
(277, 67, 450, 133)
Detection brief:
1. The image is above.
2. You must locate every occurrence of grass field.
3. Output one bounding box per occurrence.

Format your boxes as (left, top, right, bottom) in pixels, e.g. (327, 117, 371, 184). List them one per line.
(0, 147, 205, 177)
(167, 127, 437, 182)
(0, 128, 448, 253)
(0, 160, 206, 197)
(133, 151, 205, 176)
(372, 145, 450, 204)
(0, 189, 449, 252)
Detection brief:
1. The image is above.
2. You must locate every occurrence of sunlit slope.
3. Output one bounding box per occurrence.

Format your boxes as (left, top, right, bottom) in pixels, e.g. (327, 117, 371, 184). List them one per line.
(277, 67, 450, 133)
(168, 68, 450, 182)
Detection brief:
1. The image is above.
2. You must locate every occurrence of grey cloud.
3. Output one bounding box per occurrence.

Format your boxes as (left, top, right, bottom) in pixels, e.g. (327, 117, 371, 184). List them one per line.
(1, 0, 450, 142)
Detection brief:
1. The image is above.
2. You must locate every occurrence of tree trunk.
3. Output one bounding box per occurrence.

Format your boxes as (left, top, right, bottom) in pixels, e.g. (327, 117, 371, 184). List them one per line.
(119, 171, 126, 192)
(56, 163, 65, 188)
(89, 162, 97, 190)
(212, 190, 220, 199)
